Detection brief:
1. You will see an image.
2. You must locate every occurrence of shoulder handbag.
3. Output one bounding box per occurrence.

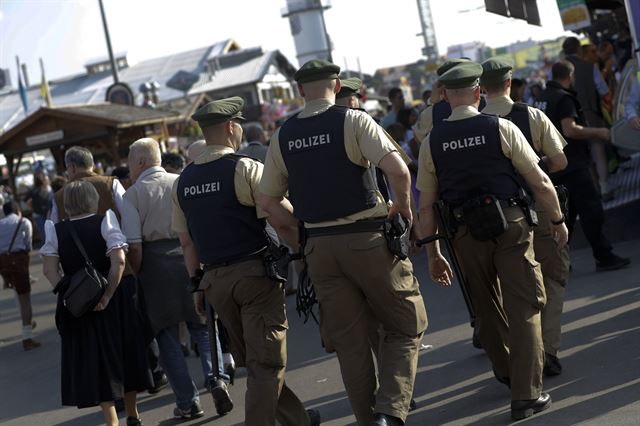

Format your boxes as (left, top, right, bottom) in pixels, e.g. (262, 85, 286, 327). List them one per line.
(0, 219, 26, 275)
(57, 220, 108, 317)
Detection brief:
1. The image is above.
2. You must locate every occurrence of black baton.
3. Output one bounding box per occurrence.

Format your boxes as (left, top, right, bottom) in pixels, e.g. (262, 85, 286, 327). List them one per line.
(416, 201, 476, 327)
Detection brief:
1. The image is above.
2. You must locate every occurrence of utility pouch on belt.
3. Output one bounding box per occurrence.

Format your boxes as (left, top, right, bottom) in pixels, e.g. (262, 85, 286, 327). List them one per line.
(384, 214, 411, 260)
(555, 185, 569, 217)
(263, 240, 290, 282)
(462, 195, 508, 241)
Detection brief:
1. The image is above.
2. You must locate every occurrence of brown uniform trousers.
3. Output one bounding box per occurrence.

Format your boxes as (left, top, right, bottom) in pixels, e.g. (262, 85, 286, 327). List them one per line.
(202, 259, 309, 426)
(534, 210, 571, 356)
(453, 209, 545, 401)
(304, 231, 428, 424)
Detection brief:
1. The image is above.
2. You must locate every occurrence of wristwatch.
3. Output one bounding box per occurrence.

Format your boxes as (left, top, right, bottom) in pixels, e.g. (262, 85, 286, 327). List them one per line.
(551, 213, 565, 225)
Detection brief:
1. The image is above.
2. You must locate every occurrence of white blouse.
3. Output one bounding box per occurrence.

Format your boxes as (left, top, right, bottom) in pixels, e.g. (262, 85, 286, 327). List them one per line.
(40, 209, 129, 257)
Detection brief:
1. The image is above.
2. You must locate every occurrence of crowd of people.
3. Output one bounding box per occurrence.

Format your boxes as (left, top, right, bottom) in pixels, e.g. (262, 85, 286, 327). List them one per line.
(0, 32, 638, 426)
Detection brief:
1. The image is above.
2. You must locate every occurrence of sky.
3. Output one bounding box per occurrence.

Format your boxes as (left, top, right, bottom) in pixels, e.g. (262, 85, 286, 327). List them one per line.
(0, 0, 571, 87)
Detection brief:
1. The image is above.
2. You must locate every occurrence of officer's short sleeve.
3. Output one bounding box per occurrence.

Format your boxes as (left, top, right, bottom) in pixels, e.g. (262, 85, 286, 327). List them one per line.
(498, 119, 540, 175)
(414, 106, 433, 142)
(171, 178, 188, 234)
(259, 128, 289, 198)
(416, 135, 439, 193)
(235, 158, 268, 219)
(346, 109, 397, 166)
(530, 107, 567, 156)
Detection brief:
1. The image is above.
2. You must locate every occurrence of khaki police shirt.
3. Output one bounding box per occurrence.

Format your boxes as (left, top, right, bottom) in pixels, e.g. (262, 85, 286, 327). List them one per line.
(260, 98, 398, 228)
(416, 105, 540, 194)
(414, 104, 434, 143)
(172, 145, 267, 234)
(481, 95, 567, 156)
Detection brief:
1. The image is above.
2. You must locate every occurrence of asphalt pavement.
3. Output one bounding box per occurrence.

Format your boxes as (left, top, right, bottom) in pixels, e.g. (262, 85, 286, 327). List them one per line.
(1, 237, 639, 426)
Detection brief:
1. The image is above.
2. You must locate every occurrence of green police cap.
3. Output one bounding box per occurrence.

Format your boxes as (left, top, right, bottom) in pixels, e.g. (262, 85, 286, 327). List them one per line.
(436, 58, 471, 77)
(294, 59, 341, 83)
(439, 62, 483, 89)
(481, 58, 513, 85)
(191, 96, 246, 128)
(336, 77, 363, 99)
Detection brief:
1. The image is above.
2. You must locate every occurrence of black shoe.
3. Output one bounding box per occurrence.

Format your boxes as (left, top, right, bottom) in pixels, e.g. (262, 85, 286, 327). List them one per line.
(126, 417, 143, 426)
(371, 413, 403, 426)
(307, 408, 321, 426)
(544, 352, 562, 377)
(409, 398, 417, 411)
(148, 373, 169, 394)
(173, 401, 204, 419)
(596, 255, 630, 272)
(511, 392, 552, 420)
(472, 326, 482, 349)
(209, 378, 233, 415)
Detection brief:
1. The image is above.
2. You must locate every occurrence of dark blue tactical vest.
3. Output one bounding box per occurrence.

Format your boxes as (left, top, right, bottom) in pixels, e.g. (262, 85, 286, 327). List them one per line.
(278, 105, 378, 223)
(430, 114, 521, 204)
(505, 102, 534, 150)
(177, 154, 267, 265)
(535, 81, 591, 175)
(432, 97, 487, 127)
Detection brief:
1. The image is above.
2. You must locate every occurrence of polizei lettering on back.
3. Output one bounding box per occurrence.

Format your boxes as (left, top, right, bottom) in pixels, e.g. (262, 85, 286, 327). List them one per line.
(287, 133, 331, 152)
(442, 135, 487, 152)
(183, 181, 221, 198)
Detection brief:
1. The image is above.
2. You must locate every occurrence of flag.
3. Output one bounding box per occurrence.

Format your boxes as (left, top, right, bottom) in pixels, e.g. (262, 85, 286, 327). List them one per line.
(39, 58, 52, 107)
(15, 56, 28, 113)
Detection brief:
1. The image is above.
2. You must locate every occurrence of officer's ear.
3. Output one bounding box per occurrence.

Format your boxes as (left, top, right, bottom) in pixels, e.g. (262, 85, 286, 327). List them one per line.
(442, 89, 450, 103)
(334, 79, 341, 94)
(298, 83, 306, 97)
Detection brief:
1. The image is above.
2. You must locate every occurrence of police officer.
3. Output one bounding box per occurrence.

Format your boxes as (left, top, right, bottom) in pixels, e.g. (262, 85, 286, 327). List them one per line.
(171, 97, 319, 426)
(416, 62, 569, 420)
(414, 58, 487, 142)
(335, 77, 363, 109)
(258, 60, 427, 426)
(480, 58, 571, 376)
(535, 61, 630, 272)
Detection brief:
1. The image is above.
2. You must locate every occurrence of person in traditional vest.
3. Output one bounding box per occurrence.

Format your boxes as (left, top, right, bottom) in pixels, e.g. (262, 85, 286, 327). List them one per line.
(414, 58, 487, 143)
(123, 138, 233, 419)
(416, 61, 569, 421)
(535, 61, 630, 272)
(480, 58, 571, 377)
(258, 59, 427, 426)
(172, 97, 320, 426)
(51, 146, 136, 225)
(41, 181, 152, 426)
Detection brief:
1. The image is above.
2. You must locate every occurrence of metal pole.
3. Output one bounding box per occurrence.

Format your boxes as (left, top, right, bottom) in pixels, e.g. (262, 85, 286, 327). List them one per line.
(98, 0, 119, 83)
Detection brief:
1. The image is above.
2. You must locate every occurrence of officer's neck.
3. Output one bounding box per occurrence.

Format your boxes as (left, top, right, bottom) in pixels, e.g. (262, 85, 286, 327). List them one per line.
(555, 79, 572, 90)
(205, 139, 237, 152)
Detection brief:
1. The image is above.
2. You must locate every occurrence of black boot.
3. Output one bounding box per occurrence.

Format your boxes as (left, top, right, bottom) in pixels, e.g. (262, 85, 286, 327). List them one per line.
(208, 377, 233, 415)
(511, 392, 552, 420)
(371, 413, 403, 425)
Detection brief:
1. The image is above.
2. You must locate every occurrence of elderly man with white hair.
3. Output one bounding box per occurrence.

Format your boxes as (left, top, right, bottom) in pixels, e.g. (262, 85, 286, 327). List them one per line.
(124, 138, 233, 419)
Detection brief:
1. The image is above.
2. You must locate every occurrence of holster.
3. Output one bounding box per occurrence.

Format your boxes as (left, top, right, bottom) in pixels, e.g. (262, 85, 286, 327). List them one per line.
(263, 241, 290, 282)
(459, 195, 509, 241)
(384, 214, 411, 260)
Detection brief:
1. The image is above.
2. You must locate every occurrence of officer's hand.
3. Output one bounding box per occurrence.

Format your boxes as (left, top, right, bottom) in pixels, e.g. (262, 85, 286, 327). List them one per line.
(598, 128, 611, 141)
(194, 292, 206, 317)
(428, 254, 453, 287)
(551, 223, 569, 248)
(388, 202, 413, 224)
(629, 117, 640, 131)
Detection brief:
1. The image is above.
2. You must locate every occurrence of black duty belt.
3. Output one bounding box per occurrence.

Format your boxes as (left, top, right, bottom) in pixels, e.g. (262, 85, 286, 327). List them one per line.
(305, 219, 386, 238)
(203, 248, 267, 271)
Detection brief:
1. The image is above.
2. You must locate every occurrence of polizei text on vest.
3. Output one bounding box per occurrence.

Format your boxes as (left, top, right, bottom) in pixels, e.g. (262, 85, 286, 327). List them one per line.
(184, 181, 221, 197)
(443, 135, 487, 152)
(288, 133, 331, 151)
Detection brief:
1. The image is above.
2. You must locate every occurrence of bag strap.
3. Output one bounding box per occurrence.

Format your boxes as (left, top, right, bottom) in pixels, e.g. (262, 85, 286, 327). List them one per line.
(7, 219, 24, 253)
(64, 219, 93, 266)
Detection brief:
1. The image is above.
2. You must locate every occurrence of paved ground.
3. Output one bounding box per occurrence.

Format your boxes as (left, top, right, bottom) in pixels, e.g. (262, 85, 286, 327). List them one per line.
(1, 237, 639, 426)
